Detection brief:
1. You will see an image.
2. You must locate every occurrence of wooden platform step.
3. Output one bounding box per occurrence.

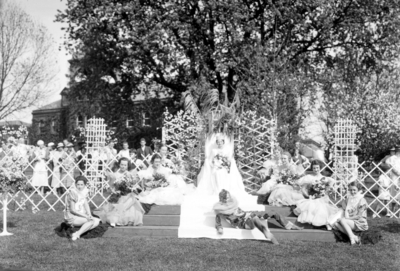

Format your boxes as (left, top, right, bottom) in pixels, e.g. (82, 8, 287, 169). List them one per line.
(103, 226, 335, 242)
(147, 205, 180, 215)
(146, 205, 294, 217)
(143, 214, 314, 229)
(103, 205, 335, 242)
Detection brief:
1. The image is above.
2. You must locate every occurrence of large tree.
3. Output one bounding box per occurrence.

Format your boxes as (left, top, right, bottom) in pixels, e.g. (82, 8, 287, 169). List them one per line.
(0, 0, 58, 120)
(57, 0, 400, 155)
(57, 0, 400, 98)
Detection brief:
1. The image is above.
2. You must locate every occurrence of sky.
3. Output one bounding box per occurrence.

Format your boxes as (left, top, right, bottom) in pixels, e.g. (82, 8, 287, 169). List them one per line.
(6, 0, 70, 123)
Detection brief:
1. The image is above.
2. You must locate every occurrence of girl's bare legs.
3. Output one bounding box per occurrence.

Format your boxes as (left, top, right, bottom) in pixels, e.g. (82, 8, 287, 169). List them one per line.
(71, 217, 100, 240)
(336, 218, 358, 244)
(253, 217, 279, 245)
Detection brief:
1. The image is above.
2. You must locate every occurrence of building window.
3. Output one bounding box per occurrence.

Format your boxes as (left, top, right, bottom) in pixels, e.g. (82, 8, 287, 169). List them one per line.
(126, 119, 134, 128)
(142, 112, 151, 127)
(38, 120, 45, 134)
(76, 114, 85, 127)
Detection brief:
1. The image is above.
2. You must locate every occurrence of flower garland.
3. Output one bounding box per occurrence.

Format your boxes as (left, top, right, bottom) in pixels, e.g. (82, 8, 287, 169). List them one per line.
(0, 167, 28, 200)
(0, 125, 29, 140)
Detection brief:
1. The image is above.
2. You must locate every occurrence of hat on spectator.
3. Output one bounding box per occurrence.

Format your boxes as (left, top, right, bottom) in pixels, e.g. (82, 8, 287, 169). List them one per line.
(390, 147, 396, 151)
(37, 140, 44, 146)
(48, 142, 55, 147)
(57, 143, 64, 148)
(66, 143, 74, 148)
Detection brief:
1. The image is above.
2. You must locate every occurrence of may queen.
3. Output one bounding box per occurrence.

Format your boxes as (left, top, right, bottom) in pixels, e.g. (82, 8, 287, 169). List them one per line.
(196, 133, 246, 197)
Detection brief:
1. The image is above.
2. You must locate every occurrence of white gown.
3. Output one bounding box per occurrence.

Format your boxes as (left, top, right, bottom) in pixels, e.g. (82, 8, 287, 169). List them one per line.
(179, 133, 263, 240)
(138, 165, 195, 205)
(196, 135, 246, 199)
(31, 148, 48, 187)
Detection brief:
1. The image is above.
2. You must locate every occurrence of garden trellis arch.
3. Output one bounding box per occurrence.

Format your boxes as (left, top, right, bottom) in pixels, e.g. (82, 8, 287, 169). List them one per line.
(162, 109, 276, 192)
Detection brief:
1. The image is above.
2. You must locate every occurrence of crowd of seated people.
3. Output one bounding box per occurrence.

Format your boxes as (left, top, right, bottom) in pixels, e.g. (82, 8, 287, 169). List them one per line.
(2, 135, 395, 244)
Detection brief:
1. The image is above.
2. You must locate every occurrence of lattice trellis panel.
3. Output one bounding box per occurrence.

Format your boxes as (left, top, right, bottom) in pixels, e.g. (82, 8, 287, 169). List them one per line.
(331, 118, 358, 203)
(233, 111, 276, 192)
(162, 109, 206, 184)
(84, 118, 110, 208)
(162, 109, 276, 192)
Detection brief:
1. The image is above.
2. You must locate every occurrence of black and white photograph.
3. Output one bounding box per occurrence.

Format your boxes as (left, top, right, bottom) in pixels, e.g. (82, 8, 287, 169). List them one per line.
(0, 0, 399, 270)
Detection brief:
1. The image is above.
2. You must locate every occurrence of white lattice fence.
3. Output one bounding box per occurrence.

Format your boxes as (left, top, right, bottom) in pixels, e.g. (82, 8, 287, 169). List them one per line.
(0, 117, 156, 211)
(162, 109, 205, 184)
(162, 109, 275, 191)
(0, 145, 89, 212)
(324, 160, 400, 218)
(234, 112, 275, 192)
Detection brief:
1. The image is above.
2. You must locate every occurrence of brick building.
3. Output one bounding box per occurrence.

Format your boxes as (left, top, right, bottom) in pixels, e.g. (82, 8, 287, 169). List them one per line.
(30, 87, 173, 147)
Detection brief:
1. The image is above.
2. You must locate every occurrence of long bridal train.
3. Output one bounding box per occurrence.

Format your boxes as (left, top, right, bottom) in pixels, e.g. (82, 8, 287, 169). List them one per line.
(179, 133, 265, 240)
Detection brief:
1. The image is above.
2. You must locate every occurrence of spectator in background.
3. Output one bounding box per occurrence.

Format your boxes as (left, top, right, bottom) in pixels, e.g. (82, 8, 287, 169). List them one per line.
(380, 147, 396, 170)
(104, 139, 118, 170)
(31, 140, 48, 196)
(117, 141, 130, 159)
(45, 142, 55, 193)
(384, 146, 400, 216)
(76, 144, 88, 175)
(60, 143, 76, 194)
(372, 169, 393, 218)
(51, 143, 65, 196)
(136, 138, 153, 166)
(129, 149, 145, 171)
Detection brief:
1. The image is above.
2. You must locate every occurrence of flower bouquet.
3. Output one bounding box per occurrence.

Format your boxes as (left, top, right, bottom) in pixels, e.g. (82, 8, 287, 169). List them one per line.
(276, 169, 301, 187)
(212, 154, 231, 173)
(163, 158, 186, 175)
(309, 181, 327, 199)
(108, 174, 141, 203)
(144, 172, 168, 190)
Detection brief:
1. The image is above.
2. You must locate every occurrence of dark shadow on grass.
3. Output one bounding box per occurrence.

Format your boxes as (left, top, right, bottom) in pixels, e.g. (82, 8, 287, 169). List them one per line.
(377, 222, 400, 233)
(0, 265, 32, 271)
(0, 221, 17, 229)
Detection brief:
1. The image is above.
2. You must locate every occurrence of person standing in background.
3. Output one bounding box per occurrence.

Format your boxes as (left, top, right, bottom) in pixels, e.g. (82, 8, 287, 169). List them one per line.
(136, 138, 153, 166)
(117, 141, 130, 159)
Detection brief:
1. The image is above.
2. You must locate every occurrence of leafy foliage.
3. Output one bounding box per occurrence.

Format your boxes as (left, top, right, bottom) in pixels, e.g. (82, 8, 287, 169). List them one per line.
(57, 0, 400, 157)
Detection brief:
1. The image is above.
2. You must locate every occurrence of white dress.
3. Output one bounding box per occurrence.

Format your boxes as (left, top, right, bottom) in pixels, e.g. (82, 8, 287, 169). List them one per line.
(138, 165, 195, 205)
(178, 133, 263, 240)
(31, 148, 48, 187)
(51, 150, 64, 188)
(196, 136, 246, 198)
(294, 176, 338, 227)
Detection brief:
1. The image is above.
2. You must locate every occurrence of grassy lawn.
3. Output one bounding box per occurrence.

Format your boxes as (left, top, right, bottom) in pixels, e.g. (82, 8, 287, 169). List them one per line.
(1, 204, 400, 271)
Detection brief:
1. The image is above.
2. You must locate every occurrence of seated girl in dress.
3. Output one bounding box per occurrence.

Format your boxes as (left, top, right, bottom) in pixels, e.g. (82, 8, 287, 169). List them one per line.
(331, 181, 368, 245)
(94, 158, 145, 227)
(252, 151, 298, 198)
(291, 148, 310, 175)
(64, 176, 100, 241)
(253, 152, 304, 206)
(138, 153, 194, 205)
(256, 147, 282, 182)
(294, 160, 338, 227)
